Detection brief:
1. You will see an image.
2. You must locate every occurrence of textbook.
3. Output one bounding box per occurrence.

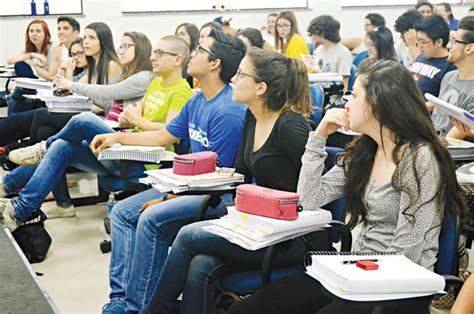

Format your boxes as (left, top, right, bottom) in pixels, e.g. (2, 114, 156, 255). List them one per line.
(202, 206, 332, 251)
(14, 78, 54, 90)
(98, 144, 166, 163)
(426, 93, 474, 129)
(142, 168, 244, 193)
(42, 94, 92, 113)
(305, 253, 445, 301)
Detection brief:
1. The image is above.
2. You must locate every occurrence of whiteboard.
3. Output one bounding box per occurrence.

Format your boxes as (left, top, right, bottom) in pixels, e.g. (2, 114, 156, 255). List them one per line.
(121, 0, 309, 13)
(341, 0, 461, 6)
(0, 0, 83, 16)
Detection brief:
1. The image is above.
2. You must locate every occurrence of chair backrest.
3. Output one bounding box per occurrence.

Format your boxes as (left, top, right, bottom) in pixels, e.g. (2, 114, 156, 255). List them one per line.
(352, 50, 369, 68)
(309, 83, 324, 125)
(347, 65, 357, 92)
(324, 146, 345, 222)
(307, 43, 314, 55)
(434, 211, 459, 275)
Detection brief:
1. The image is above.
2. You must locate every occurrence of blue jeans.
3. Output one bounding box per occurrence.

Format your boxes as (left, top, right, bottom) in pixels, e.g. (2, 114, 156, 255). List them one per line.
(142, 221, 307, 314)
(109, 190, 233, 313)
(7, 87, 40, 115)
(11, 112, 145, 221)
(0, 109, 36, 146)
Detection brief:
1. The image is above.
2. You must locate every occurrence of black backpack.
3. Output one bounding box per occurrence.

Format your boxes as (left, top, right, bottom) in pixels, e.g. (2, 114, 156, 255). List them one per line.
(12, 210, 51, 263)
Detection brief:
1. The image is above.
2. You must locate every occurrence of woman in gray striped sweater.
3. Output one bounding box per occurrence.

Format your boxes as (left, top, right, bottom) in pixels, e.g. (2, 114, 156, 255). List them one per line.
(229, 59, 466, 314)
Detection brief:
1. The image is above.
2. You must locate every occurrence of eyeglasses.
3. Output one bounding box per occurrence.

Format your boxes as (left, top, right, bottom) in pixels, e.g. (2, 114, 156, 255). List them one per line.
(152, 48, 178, 58)
(194, 45, 216, 58)
(276, 23, 291, 30)
(449, 37, 471, 45)
(69, 50, 85, 58)
(117, 43, 135, 52)
(416, 39, 432, 46)
(235, 68, 262, 82)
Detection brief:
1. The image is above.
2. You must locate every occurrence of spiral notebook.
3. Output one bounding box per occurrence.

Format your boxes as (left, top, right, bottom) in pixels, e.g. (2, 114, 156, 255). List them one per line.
(98, 145, 166, 163)
(305, 252, 445, 301)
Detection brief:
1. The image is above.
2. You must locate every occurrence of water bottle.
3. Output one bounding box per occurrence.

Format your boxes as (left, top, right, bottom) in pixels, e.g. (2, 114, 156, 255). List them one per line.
(31, 0, 37, 16)
(43, 0, 49, 15)
(106, 193, 116, 214)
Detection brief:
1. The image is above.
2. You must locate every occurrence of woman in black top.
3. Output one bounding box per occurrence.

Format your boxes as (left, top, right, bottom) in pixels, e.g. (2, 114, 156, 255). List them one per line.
(141, 48, 312, 314)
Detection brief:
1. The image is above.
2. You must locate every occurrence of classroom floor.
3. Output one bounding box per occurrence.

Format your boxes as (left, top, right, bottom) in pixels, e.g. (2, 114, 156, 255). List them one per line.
(0, 176, 467, 313)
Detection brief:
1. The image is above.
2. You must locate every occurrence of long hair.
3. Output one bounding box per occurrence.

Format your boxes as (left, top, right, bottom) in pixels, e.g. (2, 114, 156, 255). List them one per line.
(68, 37, 86, 77)
(247, 47, 311, 118)
(339, 59, 466, 229)
(275, 11, 301, 54)
(85, 22, 121, 84)
(175, 23, 199, 52)
(25, 19, 51, 55)
(121, 32, 152, 80)
(366, 26, 396, 61)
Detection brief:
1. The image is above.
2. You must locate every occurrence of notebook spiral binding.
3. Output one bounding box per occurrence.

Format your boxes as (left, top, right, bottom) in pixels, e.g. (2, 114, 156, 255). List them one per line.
(304, 251, 397, 267)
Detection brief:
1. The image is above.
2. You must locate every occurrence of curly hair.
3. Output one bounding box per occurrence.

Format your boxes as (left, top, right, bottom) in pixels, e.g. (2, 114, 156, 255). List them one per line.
(307, 15, 341, 43)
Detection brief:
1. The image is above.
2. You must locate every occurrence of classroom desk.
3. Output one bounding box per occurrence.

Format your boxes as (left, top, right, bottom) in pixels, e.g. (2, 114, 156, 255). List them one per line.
(0, 228, 58, 314)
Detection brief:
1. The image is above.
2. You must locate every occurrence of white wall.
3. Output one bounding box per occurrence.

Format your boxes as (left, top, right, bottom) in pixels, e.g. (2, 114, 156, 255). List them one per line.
(0, 0, 471, 63)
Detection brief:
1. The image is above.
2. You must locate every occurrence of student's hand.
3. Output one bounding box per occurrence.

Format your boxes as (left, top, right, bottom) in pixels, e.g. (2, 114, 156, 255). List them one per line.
(90, 133, 122, 154)
(54, 75, 73, 91)
(404, 29, 417, 47)
(123, 105, 142, 126)
(118, 113, 133, 128)
(450, 118, 474, 139)
(315, 108, 350, 137)
(62, 57, 76, 73)
(30, 53, 48, 65)
(139, 198, 165, 213)
(309, 65, 322, 74)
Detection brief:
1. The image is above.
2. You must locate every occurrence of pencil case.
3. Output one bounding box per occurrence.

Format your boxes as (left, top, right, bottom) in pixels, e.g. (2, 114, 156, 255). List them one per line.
(173, 151, 217, 176)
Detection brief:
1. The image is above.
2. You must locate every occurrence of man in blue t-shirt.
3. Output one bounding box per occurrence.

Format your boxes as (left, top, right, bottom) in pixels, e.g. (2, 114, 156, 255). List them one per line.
(410, 15, 457, 97)
(93, 30, 247, 313)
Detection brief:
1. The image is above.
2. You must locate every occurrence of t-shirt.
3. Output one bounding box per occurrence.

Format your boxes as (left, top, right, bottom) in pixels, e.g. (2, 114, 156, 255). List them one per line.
(141, 77, 193, 125)
(285, 34, 309, 60)
(394, 39, 412, 69)
(261, 31, 275, 48)
(314, 43, 352, 76)
(431, 70, 474, 133)
(235, 110, 310, 192)
(166, 84, 246, 167)
(410, 54, 457, 98)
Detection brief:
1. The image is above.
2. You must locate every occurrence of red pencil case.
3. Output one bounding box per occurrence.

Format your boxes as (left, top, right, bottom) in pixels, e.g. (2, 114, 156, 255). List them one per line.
(235, 184, 303, 220)
(173, 151, 217, 176)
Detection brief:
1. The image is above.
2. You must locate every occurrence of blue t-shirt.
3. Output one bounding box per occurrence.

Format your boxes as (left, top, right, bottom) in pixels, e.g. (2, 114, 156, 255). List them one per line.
(166, 84, 246, 167)
(410, 54, 457, 98)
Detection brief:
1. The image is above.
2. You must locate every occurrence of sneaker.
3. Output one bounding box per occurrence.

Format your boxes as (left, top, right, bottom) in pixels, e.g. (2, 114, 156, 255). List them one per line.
(0, 198, 21, 231)
(0, 176, 6, 198)
(42, 204, 76, 219)
(8, 142, 46, 166)
(102, 300, 126, 314)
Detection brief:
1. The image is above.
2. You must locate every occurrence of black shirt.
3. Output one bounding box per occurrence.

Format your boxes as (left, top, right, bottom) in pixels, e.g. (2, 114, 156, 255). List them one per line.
(235, 110, 311, 192)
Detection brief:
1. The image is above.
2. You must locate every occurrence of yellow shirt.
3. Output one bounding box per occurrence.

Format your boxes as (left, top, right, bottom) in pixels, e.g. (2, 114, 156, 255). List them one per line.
(285, 35, 309, 60)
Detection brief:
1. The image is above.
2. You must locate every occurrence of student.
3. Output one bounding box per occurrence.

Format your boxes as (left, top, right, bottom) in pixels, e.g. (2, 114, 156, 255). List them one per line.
(228, 59, 465, 314)
(451, 273, 474, 313)
(432, 16, 474, 138)
(274, 11, 309, 60)
(198, 21, 222, 45)
(175, 23, 199, 88)
(96, 30, 246, 314)
(411, 15, 457, 97)
(364, 26, 397, 61)
(213, 16, 237, 36)
(341, 13, 386, 56)
(434, 3, 459, 31)
(307, 15, 352, 88)
(142, 47, 312, 314)
(261, 13, 277, 47)
(416, 1, 434, 17)
(0, 35, 192, 223)
(394, 9, 423, 69)
(236, 28, 265, 49)
(55, 16, 81, 63)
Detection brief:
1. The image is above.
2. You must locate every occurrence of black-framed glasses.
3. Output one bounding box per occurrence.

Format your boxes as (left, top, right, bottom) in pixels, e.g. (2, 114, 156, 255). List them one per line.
(194, 45, 216, 58)
(152, 49, 178, 58)
(70, 50, 85, 58)
(235, 68, 262, 82)
(449, 37, 471, 45)
(117, 43, 135, 52)
(276, 23, 291, 29)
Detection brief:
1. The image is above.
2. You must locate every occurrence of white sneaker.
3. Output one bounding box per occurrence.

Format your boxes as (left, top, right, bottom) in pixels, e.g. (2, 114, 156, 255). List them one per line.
(8, 141, 46, 166)
(0, 198, 21, 231)
(42, 204, 76, 219)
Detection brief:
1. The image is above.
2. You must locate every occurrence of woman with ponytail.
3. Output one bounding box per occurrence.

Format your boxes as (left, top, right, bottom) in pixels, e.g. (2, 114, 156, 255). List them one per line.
(141, 48, 313, 314)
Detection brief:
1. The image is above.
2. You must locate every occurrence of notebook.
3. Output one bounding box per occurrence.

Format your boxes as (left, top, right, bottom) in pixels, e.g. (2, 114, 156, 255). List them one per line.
(14, 78, 54, 90)
(42, 94, 92, 113)
(305, 253, 445, 301)
(426, 93, 474, 129)
(98, 144, 166, 163)
(446, 137, 474, 161)
(308, 72, 343, 83)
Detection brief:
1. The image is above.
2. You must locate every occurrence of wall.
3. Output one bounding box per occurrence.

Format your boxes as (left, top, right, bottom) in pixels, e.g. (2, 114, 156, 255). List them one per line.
(0, 0, 471, 63)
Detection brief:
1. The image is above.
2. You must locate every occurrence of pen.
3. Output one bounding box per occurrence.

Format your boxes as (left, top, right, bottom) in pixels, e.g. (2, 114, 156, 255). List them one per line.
(341, 259, 378, 265)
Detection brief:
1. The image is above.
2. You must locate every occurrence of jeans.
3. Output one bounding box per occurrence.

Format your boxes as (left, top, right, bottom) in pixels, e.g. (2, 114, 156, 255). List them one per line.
(109, 190, 233, 313)
(11, 112, 145, 221)
(7, 87, 42, 115)
(142, 220, 307, 314)
(0, 109, 36, 146)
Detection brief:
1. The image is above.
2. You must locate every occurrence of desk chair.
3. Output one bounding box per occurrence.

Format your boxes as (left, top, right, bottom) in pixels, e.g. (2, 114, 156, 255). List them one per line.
(309, 83, 324, 126)
(348, 64, 357, 92)
(353, 51, 369, 68)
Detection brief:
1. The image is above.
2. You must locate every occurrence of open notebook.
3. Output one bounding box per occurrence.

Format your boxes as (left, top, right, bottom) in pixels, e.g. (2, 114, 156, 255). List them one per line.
(306, 253, 445, 301)
(98, 145, 167, 163)
(14, 78, 53, 90)
(426, 93, 474, 129)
